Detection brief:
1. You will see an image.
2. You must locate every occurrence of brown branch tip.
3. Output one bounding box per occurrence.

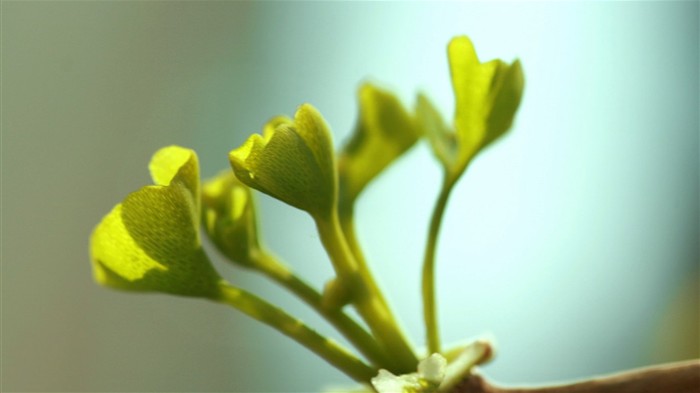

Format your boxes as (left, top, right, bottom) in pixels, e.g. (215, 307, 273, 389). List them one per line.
(452, 359, 700, 393)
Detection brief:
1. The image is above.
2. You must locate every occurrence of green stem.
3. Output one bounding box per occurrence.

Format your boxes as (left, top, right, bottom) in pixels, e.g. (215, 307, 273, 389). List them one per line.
(249, 250, 393, 368)
(337, 207, 362, 264)
(316, 212, 418, 373)
(215, 281, 375, 383)
(337, 212, 400, 371)
(422, 176, 455, 355)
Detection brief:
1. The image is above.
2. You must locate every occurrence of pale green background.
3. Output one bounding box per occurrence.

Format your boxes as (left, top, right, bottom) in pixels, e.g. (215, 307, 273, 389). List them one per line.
(2, 2, 698, 392)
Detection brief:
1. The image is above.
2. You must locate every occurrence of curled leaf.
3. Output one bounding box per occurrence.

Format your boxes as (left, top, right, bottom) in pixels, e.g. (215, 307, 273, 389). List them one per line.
(229, 104, 337, 219)
(418, 36, 524, 183)
(338, 83, 419, 209)
(416, 93, 455, 170)
(202, 170, 260, 266)
(90, 146, 221, 298)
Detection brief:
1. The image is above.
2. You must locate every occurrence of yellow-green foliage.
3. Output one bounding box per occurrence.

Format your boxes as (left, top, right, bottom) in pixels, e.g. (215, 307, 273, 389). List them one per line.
(90, 36, 523, 388)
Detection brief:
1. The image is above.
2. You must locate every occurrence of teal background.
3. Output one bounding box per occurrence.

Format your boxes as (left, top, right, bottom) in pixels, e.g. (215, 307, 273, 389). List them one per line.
(2, 2, 698, 392)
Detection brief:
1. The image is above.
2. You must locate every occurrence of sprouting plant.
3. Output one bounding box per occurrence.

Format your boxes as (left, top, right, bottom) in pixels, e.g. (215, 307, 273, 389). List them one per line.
(89, 36, 698, 393)
(91, 37, 523, 392)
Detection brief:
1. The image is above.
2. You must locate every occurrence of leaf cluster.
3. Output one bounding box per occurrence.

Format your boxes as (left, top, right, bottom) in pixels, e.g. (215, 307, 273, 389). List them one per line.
(90, 36, 524, 390)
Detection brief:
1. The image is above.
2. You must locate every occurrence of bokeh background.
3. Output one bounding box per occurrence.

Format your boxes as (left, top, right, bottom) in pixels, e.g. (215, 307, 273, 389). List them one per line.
(2, 2, 698, 392)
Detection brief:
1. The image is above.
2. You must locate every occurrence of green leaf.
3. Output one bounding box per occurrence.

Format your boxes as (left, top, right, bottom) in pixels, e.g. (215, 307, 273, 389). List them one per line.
(90, 146, 221, 298)
(415, 93, 456, 170)
(202, 170, 261, 266)
(419, 36, 524, 182)
(449, 36, 501, 164)
(485, 59, 524, 147)
(338, 83, 419, 208)
(229, 103, 337, 219)
(149, 145, 201, 229)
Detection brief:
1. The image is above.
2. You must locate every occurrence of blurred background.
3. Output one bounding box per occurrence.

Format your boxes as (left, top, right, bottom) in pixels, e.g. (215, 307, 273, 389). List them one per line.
(2, 2, 698, 392)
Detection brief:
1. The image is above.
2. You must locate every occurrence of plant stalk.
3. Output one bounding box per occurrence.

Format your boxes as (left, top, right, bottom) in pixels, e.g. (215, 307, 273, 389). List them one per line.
(249, 250, 393, 368)
(316, 212, 418, 373)
(215, 281, 375, 383)
(422, 176, 455, 355)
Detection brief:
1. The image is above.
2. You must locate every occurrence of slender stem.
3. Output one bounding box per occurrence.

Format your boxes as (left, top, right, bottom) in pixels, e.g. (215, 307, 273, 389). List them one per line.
(337, 211, 402, 371)
(422, 176, 455, 355)
(451, 360, 700, 393)
(337, 215, 394, 327)
(214, 282, 375, 383)
(316, 212, 418, 373)
(249, 250, 393, 368)
(337, 208, 364, 269)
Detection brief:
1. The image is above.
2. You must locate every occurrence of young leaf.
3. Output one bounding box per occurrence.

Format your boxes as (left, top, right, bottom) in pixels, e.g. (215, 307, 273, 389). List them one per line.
(202, 170, 260, 266)
(419, 36, 524, 183)
(338, 83, 419, 209)
(90, 146, 221, 298)
(419, 36, 524, 355)
(229, 104, 337, 220)
(416, 93, 456, 170)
